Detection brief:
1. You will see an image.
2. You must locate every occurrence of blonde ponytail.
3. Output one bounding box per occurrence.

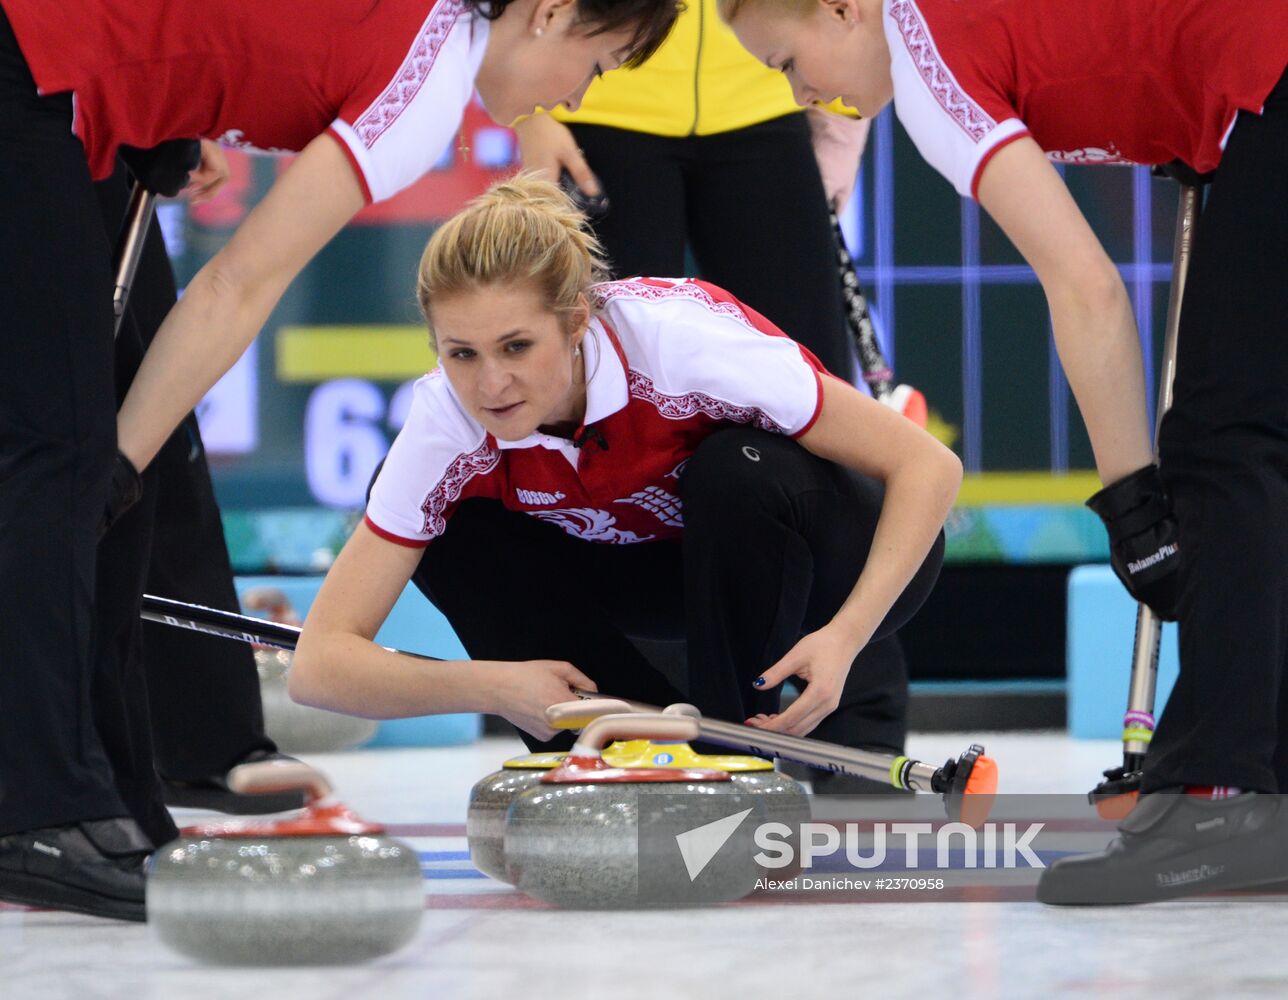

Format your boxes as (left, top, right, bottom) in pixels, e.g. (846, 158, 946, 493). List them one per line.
(416, 173, 610, 343)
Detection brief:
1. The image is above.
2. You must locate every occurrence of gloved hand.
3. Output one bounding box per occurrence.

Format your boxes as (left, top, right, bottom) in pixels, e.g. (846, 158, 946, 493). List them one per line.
(1086, 464, 1181, 620)
(99, 450, 142, 539)
(118, 138, 202, 197)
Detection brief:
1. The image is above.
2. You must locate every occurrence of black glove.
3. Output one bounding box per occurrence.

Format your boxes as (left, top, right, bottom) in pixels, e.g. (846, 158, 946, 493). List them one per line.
(99, 450, 143, 540)
(1086, 464, 1181, 620)
(118, 138, 201, 197)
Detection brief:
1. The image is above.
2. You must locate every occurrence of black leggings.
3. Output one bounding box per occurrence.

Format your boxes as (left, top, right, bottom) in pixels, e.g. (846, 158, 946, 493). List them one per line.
(1146, 68, 1288, 792)
(412, 429, 943, 753)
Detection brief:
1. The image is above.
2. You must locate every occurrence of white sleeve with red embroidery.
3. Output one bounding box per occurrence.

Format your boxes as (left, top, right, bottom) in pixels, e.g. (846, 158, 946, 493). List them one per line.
(884, 0, 1028, 198)
(596, 280, 825, 438)
(365, 372, 498, 546)
(328, 1, 490, 204)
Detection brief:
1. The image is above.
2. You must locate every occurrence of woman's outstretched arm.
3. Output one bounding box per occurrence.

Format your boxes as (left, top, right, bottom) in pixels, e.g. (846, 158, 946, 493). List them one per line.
(291, 520, 596, 740)
(116, 132, 366, 472)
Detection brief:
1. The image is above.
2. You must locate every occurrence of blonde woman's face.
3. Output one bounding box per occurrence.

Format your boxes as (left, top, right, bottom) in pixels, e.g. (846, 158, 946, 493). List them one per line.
(433, 283, 586, 441)
(730, 0, 892, 118)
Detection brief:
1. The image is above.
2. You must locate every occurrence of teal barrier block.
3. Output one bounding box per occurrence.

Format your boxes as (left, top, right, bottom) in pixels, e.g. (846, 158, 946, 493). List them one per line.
(234, 575, 481, 747)
(1066, 565, 1179, 739)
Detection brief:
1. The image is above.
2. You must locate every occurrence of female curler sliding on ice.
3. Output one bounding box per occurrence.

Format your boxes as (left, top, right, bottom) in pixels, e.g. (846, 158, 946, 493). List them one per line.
(289, 175, 960, 754)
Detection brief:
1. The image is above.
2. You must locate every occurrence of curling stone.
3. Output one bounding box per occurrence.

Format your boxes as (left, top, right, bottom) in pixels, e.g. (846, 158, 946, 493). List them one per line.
(470, 738, 809, 883)
(243, 587, 378, 753)
(256, 647, 379, 752)
(468, 700, 809, 883)
(605, 735, 810, 878)
(564, 701, 810, 860)
(504, 714, 767, 909)
(148, 760, 423, 966)
(467, 749, 566, 881)
(466, 700, 635, 881)
(585, 702, 808, 877)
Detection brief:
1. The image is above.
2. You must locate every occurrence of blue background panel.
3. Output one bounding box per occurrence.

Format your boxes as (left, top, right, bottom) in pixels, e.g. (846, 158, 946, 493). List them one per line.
(1066, 565, 1179, 739)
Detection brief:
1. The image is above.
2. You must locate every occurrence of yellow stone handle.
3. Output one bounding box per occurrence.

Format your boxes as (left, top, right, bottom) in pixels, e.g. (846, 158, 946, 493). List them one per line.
(545, 698, 635, 730)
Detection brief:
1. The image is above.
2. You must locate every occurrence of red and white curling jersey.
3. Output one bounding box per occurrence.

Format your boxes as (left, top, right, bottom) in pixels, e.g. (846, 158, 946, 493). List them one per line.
(885, 0, 1288, 198)
(3, 0, 486, 202)
(365, 278, 829, 547)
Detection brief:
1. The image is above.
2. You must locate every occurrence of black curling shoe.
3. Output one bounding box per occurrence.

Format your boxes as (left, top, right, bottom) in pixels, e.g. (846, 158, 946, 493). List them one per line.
(1038, 791, 1288, 905)
(160, 749, 308, 815)
(0, 818, 150, 921)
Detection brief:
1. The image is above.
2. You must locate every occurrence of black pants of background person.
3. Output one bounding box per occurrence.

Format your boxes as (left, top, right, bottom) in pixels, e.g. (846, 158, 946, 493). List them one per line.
(1146, 68, 1288, 794)
(568, 112, 913, 757)
(143, 415, 279, 784)
(0, 7, 172, 847)
(568, 113, 856, 384)
(412, 429, 942, 755)
(88, 173, 280, 789)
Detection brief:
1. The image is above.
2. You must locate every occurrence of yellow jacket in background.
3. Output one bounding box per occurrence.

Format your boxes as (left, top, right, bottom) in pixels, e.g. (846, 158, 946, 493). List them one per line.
(552, 0, 815, 136)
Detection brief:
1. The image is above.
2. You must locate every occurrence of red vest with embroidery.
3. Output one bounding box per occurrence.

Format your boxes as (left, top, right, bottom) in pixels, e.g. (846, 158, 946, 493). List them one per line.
(365, 278, 829, 547)
(885, 0, 1288, 198)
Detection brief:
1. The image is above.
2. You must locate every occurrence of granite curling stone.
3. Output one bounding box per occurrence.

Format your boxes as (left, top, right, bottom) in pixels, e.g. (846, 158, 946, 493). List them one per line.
(257, 647, 379, 753)
(148, 759, 423, 965)
(604, 733, 810, 879)
(467, 750, 566, 882)
(469, 739, 808, 884)
(466, 700, 635, 881)
(545, 700, 810, 877)
(504, 714, 766, 909)
(243, 588, 378, 753)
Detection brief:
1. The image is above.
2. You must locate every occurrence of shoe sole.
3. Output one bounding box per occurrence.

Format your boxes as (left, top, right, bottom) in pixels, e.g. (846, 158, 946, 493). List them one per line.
(0, 870, 145, 922)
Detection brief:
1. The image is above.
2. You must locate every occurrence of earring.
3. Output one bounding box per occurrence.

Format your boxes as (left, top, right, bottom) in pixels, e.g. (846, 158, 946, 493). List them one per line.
(574, 345, 581, 358)
(535, 27, 544, 36)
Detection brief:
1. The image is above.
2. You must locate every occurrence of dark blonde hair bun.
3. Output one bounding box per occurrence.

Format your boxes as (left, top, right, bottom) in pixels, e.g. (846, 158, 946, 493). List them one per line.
(417, 173, 610, 342)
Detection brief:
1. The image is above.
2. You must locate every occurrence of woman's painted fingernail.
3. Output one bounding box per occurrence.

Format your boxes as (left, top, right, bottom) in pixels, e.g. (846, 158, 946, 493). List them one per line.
(753, 677, 766, 687)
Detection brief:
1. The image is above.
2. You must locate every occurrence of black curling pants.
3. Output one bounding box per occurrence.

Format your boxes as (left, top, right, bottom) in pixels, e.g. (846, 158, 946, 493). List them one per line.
(142, 412, 277, 780)
(0, 9, 170, 841)
(411, 428, 942, 754)
(1144, 69, 1288, 793)
(89, 172, 278, 783)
